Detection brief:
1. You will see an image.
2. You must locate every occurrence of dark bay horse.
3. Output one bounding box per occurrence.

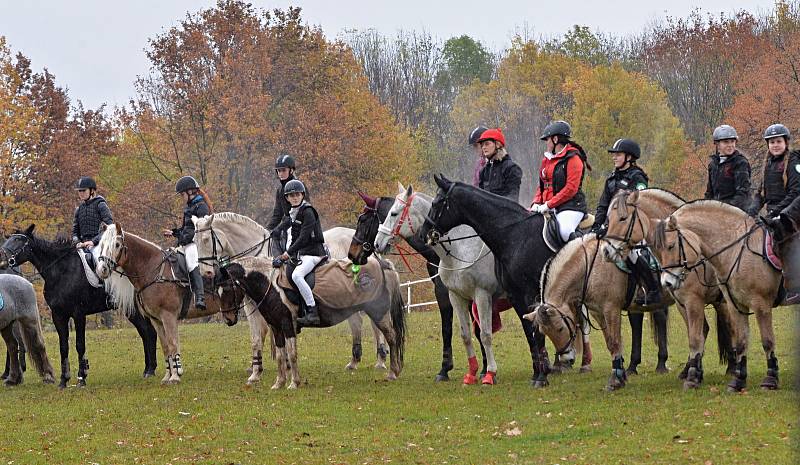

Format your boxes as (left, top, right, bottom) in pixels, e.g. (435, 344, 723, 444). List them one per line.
(419, 175, 554, 387)
(0, 225, 158, 388)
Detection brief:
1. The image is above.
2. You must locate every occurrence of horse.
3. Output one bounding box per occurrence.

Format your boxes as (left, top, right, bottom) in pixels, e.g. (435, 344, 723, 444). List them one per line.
(0, 266, 25, 380)
(0, 273, 56, 386)
(419, 174, 555, 387)
(95, 224, 239, 384)
(192, 213, 388, 384)
(374, 183, 588, 384)
(348, 191, 459, 381)
(217, 255, 406, 388)
(526, 231, 734, 391)
(648, 201, 783, 391)
(0, 225, 158, 388)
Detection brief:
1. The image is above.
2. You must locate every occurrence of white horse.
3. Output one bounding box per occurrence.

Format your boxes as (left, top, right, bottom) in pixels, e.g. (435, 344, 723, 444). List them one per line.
(193, 212, 387, 384)
(374, 183, 513, 384)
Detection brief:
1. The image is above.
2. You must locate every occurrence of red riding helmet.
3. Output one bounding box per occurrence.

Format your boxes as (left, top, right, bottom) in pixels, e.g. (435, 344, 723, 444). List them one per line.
(477, 128, 505, 147)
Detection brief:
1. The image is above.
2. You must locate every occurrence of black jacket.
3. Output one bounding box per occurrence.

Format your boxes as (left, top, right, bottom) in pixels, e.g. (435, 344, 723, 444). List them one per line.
(593, 165, 649, 229)
(72, 196, 114, 245)
(478, 154, 522, 202)
(705, 151, 752, 211)
(265, 175, 312, 231)
(173, 195, 210, 246)
(750, 150, 800, 217)
(272, 203, 326, 257)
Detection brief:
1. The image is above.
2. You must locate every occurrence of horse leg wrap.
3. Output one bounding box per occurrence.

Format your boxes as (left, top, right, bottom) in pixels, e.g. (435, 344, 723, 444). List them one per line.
(78, 358, 89, 379)
(610, 356, 627, 387)
(352, 343, 363, 362)
(377, 344, 388, 361)
(684, 353, 703, 387)
(441, 347, 454, 371)
(463, 356, 479, 385)
(727, 355, 748, 392)
(481, 370, 497, 385)
(173, 354, 183, 376)
(760, 354, 779, 390)
(252, 353, 263, 374)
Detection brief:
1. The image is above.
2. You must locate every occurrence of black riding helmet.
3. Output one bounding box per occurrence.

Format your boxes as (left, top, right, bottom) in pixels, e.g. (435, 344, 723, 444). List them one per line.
(763, 124, 791, 141)
(275, 154, 296, 169)
(283, 179, 306, 196)
(540, 120, 572, 140)
(607, 138, 641, 160)
(468, 126, 488, 145)
(175, 175, 200, 194)
(75, 176, 97, 190)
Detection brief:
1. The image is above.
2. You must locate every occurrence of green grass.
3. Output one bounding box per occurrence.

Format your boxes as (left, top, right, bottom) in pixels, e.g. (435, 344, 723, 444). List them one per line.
(1, 309, 797, 465)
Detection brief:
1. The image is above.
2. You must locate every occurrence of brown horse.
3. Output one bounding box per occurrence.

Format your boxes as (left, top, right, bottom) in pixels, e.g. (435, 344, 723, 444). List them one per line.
(649, 201, 783, 391)
(95, 224, 239, 384)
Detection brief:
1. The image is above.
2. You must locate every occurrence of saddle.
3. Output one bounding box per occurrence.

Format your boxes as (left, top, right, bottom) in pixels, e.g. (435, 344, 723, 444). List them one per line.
(542, 211, 596, 252)
(763, 229, 783, 271)
(280, 256, 329, 308)
(77, 250, 104, 288)
(164, 248, 210, 320)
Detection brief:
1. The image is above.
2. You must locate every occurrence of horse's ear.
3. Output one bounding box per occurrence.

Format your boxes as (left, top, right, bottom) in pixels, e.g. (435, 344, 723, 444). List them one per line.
(357, 191, 376, 209)
(208, 213, 214, 226)
(100, 223, 108, 232)
(116, 223, 123, 235)
(667, 215, 677, 230)
(629, 189, 640, 205)
(434, 174, 449, 190)
(406, 184, 413, 197)
(24, 224, 35, 235)
(397, 181, 405, 195)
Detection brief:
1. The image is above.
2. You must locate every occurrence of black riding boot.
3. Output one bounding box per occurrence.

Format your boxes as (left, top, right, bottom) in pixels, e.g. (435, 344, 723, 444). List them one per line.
(297, 305, 320, 327)
(189, 268, 206, 310)
(633, 257, 662, 306)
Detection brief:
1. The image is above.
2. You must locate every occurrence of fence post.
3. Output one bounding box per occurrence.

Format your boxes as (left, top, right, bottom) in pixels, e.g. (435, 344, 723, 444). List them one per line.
(407, 284, 412, 313)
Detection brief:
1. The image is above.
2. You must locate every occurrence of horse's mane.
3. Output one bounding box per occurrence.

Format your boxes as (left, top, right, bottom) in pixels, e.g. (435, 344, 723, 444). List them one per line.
(452, 182, 528, 215)
(199, 212, 267, 232)
(27, 233, 74, 252)
(541, 234, 597, 301)
(640, 188, 685, 207)
(678, 199, 749, 218)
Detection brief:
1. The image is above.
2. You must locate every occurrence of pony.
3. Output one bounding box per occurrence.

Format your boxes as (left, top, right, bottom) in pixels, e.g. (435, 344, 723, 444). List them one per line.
(0, 224, 157, 388)
(0, 273, 55, 386)
(95, 224, 239, 384)
(348, 191, 460, 381)
(192, 212, 388, 384)
(0, 266, 25, 380)
(217, 255, 406, 388)
(419, 175, 555, 387)
(374, 183, 586, 384)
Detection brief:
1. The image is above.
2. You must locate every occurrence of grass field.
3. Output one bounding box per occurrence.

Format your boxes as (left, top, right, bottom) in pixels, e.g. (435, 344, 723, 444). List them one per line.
(0, 308, 797, 465)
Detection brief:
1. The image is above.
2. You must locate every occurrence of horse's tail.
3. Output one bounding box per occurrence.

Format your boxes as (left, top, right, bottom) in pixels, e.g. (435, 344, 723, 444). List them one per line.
(20, 316, 55, 383)
(715, 307, 735, 366)
(389, 282, 406, 371)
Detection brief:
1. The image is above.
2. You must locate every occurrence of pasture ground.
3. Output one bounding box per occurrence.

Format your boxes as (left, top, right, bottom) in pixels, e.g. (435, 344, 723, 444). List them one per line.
(1, 308, 797, 464)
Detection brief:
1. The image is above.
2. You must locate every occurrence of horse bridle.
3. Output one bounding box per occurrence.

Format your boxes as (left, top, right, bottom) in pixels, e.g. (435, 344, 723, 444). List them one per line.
(424, 183, 456, 244)
(378, 193, 418, 244)
(2, 234, 31, 268)
(539, 304, 579, 357)
(96, 231, 129, 273)
(604, 197, 648, 257)
(657, 226, 702, 288)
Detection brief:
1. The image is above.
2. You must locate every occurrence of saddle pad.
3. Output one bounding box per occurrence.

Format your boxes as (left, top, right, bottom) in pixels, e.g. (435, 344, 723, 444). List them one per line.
(276, 258, 386, 309)
(77, 250, 104, 288)
(542, 213, 564, 253)
(0, 292, 4, 311)
(764, 230, 783, 271)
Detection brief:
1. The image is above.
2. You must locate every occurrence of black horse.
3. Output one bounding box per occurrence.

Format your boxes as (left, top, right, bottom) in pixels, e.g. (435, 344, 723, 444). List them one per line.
(349, 192, 492, 381)
(0, 225, 158, 388)
(419, 175, 555, 387)
(0, 266, 26, 380)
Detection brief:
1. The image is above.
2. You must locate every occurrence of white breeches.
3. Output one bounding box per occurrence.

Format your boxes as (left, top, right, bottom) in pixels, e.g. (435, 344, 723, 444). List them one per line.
(184, 243, 199, 271)
(556, 210, 584, 242)
(292, 255, 325, 307)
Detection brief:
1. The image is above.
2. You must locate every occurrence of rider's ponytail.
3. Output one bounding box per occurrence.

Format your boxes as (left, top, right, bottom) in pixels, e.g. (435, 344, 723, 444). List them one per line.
(197, 188, 214, 214)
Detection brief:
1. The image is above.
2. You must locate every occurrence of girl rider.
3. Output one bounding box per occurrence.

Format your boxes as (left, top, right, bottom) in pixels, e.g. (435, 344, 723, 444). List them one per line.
(705, 125, 751, 212)
(476, 128, 523, 202)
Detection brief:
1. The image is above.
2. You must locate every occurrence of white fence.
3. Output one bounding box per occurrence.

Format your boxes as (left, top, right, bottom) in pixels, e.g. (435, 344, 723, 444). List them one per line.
(399, 275, 438, 312)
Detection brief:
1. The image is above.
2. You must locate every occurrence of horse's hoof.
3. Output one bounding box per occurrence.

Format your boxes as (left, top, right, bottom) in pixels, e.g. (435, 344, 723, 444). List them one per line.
(726, 378, 746, 393)
(759, 376, 779, 390)
(77, 379, 87, 388)
(345, 362, 358, 371)
(58, 379, 68, 390)
(0, 372, 8, 380)
(287, 383, 298, 390)
(374, 361, 387, 370)
(625, 366, 639, 376)
(463, 373, 477, 385)
(481, 371, 496, 385)
(579, 365, 592, 374)
(434, 373, 449, 382)
(143, 369, 156, 379)
(3, 378, 20, 386)
(655, 365, 670, 374)
(606, 369, 627, 391)
(386, 372, 398, 381)
(42, 375, 55, 384)
(531, 379, 549, 389)
(270, 382, 283, 390)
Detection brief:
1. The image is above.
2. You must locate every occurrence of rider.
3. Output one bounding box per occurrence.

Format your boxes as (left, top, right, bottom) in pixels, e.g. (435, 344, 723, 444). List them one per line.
(468, 126, 488, 187)
(476, 128, 523, 202)
(72, 176, 114, 267)
(162, 176, 212, 310)
(531, 120, 590, 242)
(590, 138, 661, 306)
(748, 124, 800, 218)
(266, 154, 309, 256)
(271, 180, 327, 327)
(705, 125, 751, 212)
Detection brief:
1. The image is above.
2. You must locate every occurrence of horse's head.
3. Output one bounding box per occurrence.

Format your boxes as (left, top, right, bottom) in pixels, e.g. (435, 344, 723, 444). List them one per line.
(193, 214, 231, 279)
(348, 191, 381, 265)
(375, 183, 417, 254)
(420, 174, 458, 245)
(523, 302, 577, 366)
(764, 214, 800, 292)
(216, 262, 247, 326)
(651, 216, 694, 291)
(95, 223, 126, 279)
(0, 224, 36, 269)
(603, 190, 649, 262)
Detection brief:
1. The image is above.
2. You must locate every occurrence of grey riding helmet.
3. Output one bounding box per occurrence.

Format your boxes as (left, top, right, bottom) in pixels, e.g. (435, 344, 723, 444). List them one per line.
(283, 179, 306, 195)
(763, 123, 791, 141)
(712, 125, 739, 142)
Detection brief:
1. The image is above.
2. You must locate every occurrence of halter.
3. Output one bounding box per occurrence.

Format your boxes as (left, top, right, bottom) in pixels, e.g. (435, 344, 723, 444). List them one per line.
(378, 192, 418, 239)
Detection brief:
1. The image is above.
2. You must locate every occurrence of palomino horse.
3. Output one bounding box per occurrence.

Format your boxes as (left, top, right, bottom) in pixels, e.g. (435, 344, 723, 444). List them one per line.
(192, 213, 388, 384)
(419, 175, 555, 387)
(527, 230, 733, 391)
(375, 183, 587, 384)
(649, 201, 783, 391)
(0, 274, 55, 386)
(349, 191, 461, 382)
(95, 224, 239, 384)
(217, 256, 406, 388)
(0, 225, 158, 388)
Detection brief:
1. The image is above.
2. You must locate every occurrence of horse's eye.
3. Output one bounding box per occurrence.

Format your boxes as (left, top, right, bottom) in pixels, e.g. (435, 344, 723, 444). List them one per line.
(390, 212, 398, 217)
(668, 244, 675, 250)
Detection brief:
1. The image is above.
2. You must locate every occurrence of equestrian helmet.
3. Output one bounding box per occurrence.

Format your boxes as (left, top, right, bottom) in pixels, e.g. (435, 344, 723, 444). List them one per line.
(540, 120, 572, 140)
(607, 138, 641, 160)
(275, 154, 296, 169)
(283, 179, 306, 196)
(75, 176, 97, 190)
(712, 124, 739, 142)
(763, 123, 791, 141)
(468, 126, 488, 145)
(175, 175, 200, 194)
(476, 128, 506, 147)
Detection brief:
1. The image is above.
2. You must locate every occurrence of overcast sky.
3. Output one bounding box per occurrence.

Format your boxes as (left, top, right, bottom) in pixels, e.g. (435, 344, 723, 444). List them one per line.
(0, 0, 776, 110)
